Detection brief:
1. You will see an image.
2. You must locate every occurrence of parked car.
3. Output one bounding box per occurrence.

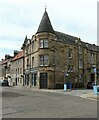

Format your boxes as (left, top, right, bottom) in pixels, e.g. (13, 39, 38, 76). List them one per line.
(0, 80, 9, 86)
(86, 82, 94, 89)
(0, 80, 2, 86)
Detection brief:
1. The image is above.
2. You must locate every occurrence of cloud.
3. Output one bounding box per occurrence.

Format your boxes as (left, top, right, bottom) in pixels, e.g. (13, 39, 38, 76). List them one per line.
(0, 48, 14, 60)
(0, 0, 98, 60)
(0, 39, 22, 49)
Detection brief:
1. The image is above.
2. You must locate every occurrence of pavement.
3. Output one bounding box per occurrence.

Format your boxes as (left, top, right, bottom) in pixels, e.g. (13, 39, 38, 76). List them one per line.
(9, 86, 99, 101)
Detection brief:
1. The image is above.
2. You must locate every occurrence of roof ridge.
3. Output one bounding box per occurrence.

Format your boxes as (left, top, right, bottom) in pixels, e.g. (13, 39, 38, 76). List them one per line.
(12, 50, 23, 61)
(55, 31, 78, 39)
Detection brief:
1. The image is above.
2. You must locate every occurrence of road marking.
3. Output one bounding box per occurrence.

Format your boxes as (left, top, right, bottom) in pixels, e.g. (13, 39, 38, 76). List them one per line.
(82, 97, 98, 101)
(80, 95, 98, 101)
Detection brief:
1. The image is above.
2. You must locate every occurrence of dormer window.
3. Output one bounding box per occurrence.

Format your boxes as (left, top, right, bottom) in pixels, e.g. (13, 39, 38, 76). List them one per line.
(39, 39, 48, 48)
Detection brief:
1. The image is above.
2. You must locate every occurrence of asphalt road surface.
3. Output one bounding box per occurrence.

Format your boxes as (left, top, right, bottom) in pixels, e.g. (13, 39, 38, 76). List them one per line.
(1, 87, 97, 118)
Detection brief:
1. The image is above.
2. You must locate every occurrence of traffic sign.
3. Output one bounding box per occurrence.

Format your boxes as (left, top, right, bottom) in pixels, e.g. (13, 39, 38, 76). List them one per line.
(64, 73, 68, 77)
(94, 68, 96, 73)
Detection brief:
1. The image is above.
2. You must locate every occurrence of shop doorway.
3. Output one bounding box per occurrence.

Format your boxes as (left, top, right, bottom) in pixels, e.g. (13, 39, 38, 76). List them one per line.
(40, 73, 47, 89)
(90, 74, 95, 82)
(32, 73, 37, 86)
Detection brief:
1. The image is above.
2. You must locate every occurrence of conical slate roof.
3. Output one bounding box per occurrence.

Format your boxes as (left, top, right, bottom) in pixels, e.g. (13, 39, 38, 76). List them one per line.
(36, 10, 54, 34)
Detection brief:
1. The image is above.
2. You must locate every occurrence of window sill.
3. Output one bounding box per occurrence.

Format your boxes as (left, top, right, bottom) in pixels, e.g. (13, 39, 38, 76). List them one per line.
(39, 47, 49, 49)
(69, 57, 72, 59)
(39, 65, 49, 67)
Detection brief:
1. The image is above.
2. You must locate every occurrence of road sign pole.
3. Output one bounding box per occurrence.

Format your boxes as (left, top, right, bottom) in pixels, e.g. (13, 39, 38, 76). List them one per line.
(95, 73, 97, 86)
(94, 68, 97, 86)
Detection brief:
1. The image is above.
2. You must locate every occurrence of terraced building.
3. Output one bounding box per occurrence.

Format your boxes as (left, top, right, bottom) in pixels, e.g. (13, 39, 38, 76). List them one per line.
(21, 10, 99, 89)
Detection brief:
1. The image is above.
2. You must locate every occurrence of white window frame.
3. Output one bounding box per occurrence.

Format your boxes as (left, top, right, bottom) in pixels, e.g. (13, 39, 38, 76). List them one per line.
(44, 55, 49, 66)
(39, 55, 49, 66)
(68, 48, 72, 58)
(79, 59, 82, 68)
(44, 39, 48, 48)
(32, 57, 34, 68)
(32, 41, 34, 52)
(40, 40, 43, 48)
(79, 45, 82, 54)
(68, 65, 73, 72)
(39, 39, 48, 48)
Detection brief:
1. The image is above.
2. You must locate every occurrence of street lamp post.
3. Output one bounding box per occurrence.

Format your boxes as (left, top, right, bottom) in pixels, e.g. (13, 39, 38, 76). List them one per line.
(93, 65, 97, 95)
(92, 65, 97, 85)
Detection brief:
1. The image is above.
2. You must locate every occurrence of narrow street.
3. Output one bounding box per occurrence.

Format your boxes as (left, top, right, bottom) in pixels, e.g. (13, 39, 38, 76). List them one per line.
(1, 87, 97, 118)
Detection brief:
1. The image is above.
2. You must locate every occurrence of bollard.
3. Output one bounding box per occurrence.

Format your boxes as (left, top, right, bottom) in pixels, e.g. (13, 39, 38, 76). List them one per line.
(93, 86, 97, 95)
(64, 84, 67, 92)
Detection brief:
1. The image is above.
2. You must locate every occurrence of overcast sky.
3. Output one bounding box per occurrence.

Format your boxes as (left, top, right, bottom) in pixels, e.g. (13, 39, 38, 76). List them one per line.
(0, 0, 98, 60)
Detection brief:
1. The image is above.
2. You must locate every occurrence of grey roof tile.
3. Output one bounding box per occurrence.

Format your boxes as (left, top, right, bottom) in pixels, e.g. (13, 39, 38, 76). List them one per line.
(36, 11, 54, 34)
(55, 31, 78, 46)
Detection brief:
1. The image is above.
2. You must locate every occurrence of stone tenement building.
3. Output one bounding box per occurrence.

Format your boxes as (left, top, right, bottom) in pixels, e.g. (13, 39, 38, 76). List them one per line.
(11, 50, 24, 86)
(0, 61, 3, 80)
(21, 10, 99, 89)
(2, 55, 13, 83)
(0, 50, 24, 86)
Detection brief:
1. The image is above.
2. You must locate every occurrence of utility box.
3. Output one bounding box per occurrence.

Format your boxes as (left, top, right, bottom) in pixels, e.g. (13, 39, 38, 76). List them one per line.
(67, 82, 72, 89)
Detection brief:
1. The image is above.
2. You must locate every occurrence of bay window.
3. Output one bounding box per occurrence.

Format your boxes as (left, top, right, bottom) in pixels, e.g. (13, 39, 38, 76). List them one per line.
(40, 55, 49, 66)
(39, 39, 48, 48)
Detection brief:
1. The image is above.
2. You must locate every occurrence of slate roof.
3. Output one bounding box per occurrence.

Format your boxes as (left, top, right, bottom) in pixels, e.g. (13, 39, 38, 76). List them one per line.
(22, 10, 99, 52)
(36, 10, 78, 45)
(36, 10, 54, 34)
(12, 51, 24, 61)
(55, 31, 78, 46)
(82, 42, 99, 52)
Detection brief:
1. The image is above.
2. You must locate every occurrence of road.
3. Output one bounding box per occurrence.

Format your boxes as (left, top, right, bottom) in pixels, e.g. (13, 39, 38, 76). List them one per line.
(1, 87, 97, 118)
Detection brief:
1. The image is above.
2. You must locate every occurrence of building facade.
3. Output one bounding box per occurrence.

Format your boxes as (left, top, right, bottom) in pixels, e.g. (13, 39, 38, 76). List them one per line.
(21, 10, 99, 89)
(11, 51, 24, 86)
(0, 61, 2, 80)
(0, 10, 98, 88)
(1, 55, 13, 85)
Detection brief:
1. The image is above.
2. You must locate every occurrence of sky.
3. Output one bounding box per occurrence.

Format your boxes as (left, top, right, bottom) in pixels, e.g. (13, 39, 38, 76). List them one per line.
(0, 0, 98, 60)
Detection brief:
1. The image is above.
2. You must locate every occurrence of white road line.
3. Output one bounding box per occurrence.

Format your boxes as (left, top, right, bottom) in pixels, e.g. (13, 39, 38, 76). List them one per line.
(80, 95, 98, 101)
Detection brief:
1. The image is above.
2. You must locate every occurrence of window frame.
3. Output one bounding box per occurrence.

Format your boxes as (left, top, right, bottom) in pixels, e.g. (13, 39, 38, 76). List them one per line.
(79, 59, 82, 68)
(68, 48, 72, 58)
(39, 39, 48, 48)
(39, 55, 49, 66)
(68, 65, 73, 72)
(32, 57, 34, 68)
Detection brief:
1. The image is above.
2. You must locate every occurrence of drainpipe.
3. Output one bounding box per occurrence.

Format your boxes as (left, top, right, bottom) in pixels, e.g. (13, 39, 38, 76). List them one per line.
(30, 40, 32, 88)
(77, 41, 79, 89)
